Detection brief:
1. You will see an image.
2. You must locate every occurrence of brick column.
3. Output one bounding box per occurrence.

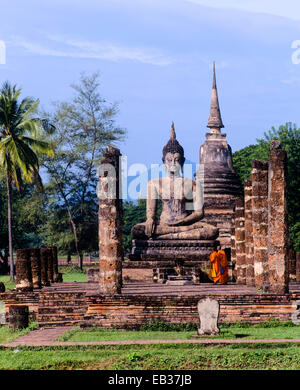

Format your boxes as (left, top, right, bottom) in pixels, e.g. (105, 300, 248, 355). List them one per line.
(235, 197, 246, 284)
(47, 248, 54, 283)
(40, 248, 50, 287)
(49, 246, 59, 282)
(230, 223, 236, 282)
(296, 253, 300, 283)
(98, 146, 123, 294)
(244, 179, 254, 287)
(16, 249, 33, 291)
(29, 248, 41, 289)
(288, 248, 296, 280)
(267, 140, 289, 294)
(251, 160, 269, 289)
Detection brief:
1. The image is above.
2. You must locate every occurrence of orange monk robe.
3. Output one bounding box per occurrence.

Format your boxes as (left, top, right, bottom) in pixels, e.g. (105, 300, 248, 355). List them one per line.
(209, 251, 221, 283)
(218, 250, 228, 284)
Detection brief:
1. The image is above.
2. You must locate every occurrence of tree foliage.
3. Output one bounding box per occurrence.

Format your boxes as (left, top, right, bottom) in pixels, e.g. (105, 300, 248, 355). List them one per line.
(233, 122, 300, 251)
(41, 72, 126, 266)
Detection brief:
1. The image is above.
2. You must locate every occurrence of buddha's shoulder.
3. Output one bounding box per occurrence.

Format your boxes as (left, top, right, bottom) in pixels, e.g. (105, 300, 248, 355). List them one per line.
(147, 178, 161, 187)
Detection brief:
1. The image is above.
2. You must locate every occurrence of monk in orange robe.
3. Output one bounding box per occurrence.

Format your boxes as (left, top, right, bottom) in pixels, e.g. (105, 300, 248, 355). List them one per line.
(209, 246, 221, 283)
(217, 245, 228, 284)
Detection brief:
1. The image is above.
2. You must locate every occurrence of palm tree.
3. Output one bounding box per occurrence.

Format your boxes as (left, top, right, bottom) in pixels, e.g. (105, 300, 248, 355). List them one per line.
(0, 81, 54, 281)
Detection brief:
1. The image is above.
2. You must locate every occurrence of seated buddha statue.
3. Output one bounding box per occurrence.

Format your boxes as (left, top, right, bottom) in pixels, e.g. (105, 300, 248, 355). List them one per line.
(131, 123, 219, 241)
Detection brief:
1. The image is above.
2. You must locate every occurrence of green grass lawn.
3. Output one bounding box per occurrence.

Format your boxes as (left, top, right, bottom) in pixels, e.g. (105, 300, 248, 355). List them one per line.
(0, 323, 37, 343)
(0, 267, 88, 289)
(58, 325, 300, 342)
(0, 343, 299, 370)
(0, 275, 16, 291)
(59, 265, 88, 283)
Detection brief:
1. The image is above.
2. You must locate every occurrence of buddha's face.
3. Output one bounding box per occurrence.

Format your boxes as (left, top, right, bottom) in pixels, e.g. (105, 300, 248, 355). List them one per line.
(164, 152, 182, 176)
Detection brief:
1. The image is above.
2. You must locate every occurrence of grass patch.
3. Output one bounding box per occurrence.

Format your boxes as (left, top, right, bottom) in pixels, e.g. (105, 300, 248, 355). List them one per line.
(0, 275, 16, 291)
(0, 266, 89, 288)
(57, 324, 300, 343)
(59, 265, 88, 283)
(0, 322, 38, 343)
(0, 343, 299, 370)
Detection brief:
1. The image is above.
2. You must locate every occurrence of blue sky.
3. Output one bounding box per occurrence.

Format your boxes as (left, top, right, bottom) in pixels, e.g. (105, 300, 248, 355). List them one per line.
(1, 0, 300, 169)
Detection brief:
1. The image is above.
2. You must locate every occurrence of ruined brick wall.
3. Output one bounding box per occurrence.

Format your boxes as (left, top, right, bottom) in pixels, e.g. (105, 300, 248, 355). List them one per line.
(2, 289, 299, 327)
(98, 146, 123, 294)
(85, 293, 300, 328)
(235, 141, 291, 293)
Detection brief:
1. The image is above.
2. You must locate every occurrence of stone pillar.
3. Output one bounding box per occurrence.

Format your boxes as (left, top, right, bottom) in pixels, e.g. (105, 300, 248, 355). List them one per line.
(267, 140, 289, 294)
(9, 305, 29, 330)
(98, 146, 123, 294)
(40, 248, 50, 287)
(16, 249, 33, 291)
(251, 160, 269, 289)
(46, 248, 54, 283)
(49, 246, 59, 282)
(296, 253, 300, 283)
(288, 248, 296, 280)
(244, 179, 254, 286)
(230, 224, 237, 282)
(235, 197, 246, 284)
(29, 248, 41, 289)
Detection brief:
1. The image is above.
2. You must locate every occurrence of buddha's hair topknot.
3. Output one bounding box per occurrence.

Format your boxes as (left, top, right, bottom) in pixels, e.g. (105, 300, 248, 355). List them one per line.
(162, 122, 185, 166)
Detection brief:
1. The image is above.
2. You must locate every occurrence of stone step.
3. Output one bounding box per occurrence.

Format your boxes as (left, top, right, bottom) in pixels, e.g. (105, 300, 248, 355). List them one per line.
(38, 315, 85, 321)
(38, 301, 87, 306)
(37, 319, 83, 327)
(38, 307, 87, 314)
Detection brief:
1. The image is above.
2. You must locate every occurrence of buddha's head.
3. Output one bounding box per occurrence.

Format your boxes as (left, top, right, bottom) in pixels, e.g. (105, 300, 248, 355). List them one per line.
(162, 122, 185, 176)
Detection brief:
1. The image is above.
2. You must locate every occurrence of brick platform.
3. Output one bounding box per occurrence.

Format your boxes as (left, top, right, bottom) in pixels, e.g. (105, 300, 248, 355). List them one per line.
(1, 282, 300, 329)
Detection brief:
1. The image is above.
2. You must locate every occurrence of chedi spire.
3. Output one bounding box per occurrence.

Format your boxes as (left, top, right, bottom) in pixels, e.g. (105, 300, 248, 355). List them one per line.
(207, 62, 224, 131)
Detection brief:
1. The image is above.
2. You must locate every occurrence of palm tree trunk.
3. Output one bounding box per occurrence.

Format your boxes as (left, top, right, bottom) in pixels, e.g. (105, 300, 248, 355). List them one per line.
(6, 173, 14, 281)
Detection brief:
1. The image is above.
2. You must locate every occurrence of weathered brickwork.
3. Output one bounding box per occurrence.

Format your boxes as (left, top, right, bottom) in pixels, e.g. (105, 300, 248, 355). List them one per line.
(268, 140, 289, 294)
(2, 286, 299, 328)
(15, 249, 33, 291)
(251, 160, 269, 289)
(29, 248, 41, 289)
(15, 247, 59, 290)
(84, 291, 300, 328)
(40, 248, 50, 287)
(235, 197, 246, 284)
(98, 146, 123, 294)
(296, 253, 300, 283)
(50, 246, 59, 283)
(244, 179, 254, 287)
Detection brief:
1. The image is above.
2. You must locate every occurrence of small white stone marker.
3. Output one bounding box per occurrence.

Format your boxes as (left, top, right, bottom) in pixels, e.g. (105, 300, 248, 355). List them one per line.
(197, 297, 220, 335)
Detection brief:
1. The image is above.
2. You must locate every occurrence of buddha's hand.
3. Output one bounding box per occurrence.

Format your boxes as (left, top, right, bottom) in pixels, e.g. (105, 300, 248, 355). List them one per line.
(145, 219, 156, 237)
(167, 218, 186, 226)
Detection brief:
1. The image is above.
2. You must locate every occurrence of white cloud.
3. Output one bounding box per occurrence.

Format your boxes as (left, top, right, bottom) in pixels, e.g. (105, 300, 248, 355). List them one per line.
(183, 0, 300, 21)
(9, 35, 174, 66)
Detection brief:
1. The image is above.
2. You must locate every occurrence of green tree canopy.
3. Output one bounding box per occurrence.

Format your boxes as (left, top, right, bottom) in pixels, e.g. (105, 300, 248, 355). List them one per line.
(232, 122, 300, 251)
